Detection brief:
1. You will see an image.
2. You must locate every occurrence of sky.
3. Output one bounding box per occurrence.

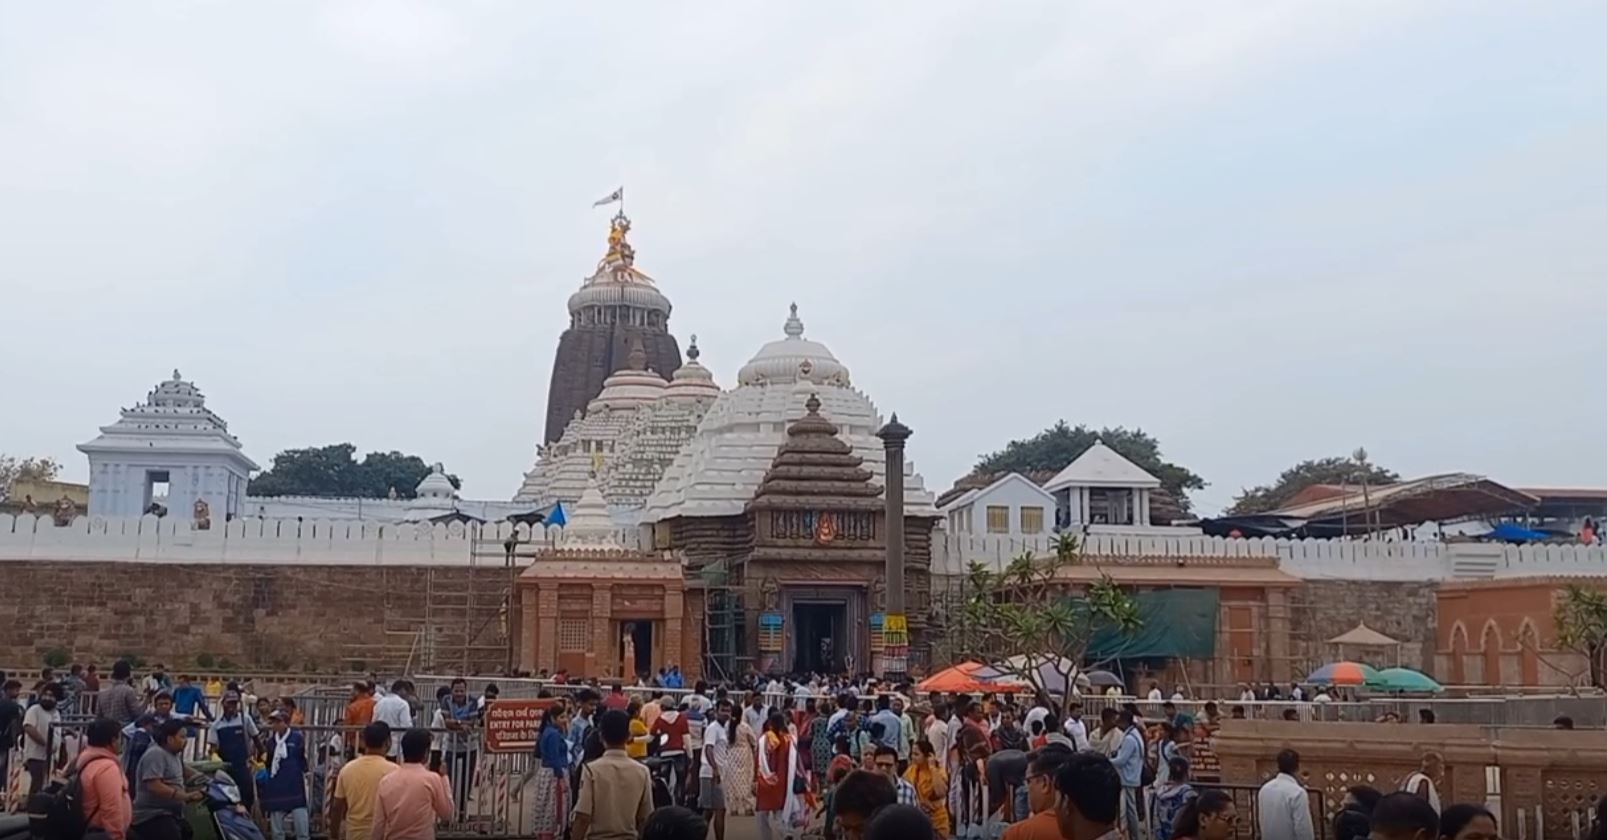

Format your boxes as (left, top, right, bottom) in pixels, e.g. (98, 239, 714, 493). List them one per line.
(2, 1, 1603, 515)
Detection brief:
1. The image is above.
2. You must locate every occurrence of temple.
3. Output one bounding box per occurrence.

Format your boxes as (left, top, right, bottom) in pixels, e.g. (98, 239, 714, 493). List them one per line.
(541, 213, 682, 445)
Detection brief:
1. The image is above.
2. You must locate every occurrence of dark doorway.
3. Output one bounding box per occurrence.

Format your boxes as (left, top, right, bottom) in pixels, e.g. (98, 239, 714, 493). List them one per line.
(793, 602, 847, 675)
(621, 621, 654, 679)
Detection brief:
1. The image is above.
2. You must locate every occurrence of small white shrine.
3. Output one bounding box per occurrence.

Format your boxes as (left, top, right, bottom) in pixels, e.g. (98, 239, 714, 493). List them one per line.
(1044, 440, 1162, 529)
(77, 370, 258, 520)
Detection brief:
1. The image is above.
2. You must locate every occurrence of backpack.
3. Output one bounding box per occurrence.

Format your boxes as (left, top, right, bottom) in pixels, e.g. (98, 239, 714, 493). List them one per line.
(35, 754, 114, 840)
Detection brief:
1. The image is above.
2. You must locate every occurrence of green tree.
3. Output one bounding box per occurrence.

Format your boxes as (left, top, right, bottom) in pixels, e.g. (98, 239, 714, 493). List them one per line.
(1554, 584, 1607, 688)
(0, 454, 62, 501)
(957, 533, 1142, 716)
(974, 421, 1204, 512)
(248, 444, 461, 498)
(1227, 454, 1398, 515)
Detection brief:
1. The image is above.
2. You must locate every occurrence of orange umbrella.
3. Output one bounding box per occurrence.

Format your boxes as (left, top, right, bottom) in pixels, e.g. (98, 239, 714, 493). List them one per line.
(918, 662, 1027, 694)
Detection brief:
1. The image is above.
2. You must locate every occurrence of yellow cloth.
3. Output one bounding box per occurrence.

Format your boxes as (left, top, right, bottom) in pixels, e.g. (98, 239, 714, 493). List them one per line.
(628, 718, 649, 759)
(334, 755, 399, 840)
(905, 763, 951, 837)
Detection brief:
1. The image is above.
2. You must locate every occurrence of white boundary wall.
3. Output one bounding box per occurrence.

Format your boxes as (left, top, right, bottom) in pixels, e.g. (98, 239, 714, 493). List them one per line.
(4, 514, 1606, 580)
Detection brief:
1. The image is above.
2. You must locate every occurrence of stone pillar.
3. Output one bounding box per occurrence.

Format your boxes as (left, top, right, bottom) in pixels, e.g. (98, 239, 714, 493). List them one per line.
(591, 584, 614, 678)
(536, 585, 559, 674)
(518, 585, 539, 673)
(1079, 488, 1090, 527)
(877, 414, 912, 681)
(1266, 588, 1291, 683)
(664, 585, 684, 677)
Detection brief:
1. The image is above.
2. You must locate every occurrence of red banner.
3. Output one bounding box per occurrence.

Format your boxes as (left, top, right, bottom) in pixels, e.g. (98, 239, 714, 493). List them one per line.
(483, 698, 560, 753)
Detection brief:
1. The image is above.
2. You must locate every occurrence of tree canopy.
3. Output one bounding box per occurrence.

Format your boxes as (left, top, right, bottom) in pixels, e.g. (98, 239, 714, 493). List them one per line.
(974, 421, 1205, 512)
(1227, 454, 1398, 515)
(1555, 584, 1607, 688)
(0, 454, 61, 501)
(247, 444, 461, 499)
(955, 534, 1141, 715)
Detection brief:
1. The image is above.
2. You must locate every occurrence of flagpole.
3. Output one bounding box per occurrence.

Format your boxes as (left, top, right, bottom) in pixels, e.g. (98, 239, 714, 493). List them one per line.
(619, 186, 626, 217)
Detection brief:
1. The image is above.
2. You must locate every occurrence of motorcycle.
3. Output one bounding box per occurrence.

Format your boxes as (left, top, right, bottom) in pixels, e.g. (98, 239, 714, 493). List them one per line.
(203, 770, 267, 840)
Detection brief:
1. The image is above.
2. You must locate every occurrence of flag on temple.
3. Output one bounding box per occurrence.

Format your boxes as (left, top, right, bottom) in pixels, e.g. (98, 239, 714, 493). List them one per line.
(547, 501, 567, 528)
(592, 187, 623, 207)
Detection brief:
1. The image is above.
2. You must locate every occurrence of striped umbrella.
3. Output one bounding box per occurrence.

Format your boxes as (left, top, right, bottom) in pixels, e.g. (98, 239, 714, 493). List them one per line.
(1305, 661, 1384, 686)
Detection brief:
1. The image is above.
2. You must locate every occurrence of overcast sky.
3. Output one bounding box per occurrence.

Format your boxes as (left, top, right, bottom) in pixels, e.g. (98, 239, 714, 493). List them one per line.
(3, 2, 1603, 514)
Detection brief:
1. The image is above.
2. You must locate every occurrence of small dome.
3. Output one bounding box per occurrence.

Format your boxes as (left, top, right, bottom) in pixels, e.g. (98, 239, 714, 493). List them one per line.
(414, 463, 457, 501)
(148, 369, 207, 409)
(736, 303, 851, 387)
(663, 334, 722, 402)
(592, 340, 668, 410)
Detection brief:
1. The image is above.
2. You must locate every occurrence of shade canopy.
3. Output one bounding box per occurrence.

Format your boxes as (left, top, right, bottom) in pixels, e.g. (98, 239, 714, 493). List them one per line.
(1083, 670, 1126, 688)
(919, 662, 1026, 694)
(1306, 661, 1383, 686)
(975, 656, 1093, 695)
(1328, 623, 1402, 647)
(1374, 667, 1443, 693)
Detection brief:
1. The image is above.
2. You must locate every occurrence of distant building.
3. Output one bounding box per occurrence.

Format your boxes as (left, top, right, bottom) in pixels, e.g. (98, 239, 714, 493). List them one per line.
(938, 472, 1056, 536)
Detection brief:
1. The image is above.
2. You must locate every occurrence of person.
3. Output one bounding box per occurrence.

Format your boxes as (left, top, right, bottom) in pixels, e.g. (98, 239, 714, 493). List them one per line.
(1002, 745, 1070, 840)
(22, 682, 62, 796)
(756, 710, 806, 840)
(624, 700, 650, 759)
(833, 770, 897, 840)
(572, 709, 652, 840)
(1169, 788, 1237, 840)
(373, 680, 415, 758)
(1053, 750, 1121, 840)
(603, 683, 629, 713)
(1063, 704, 1090, 752)
(331, 722, 398, 840)
(726, 703, 759, 817)
(1154, 721, 1183, 786)
(864, 803, 937, 840)
(372, 728, 453, 840)
(1403, 751, 1444, 813)
(1588, 793, 1607, 840)
(872, 746, 917, 806)
(1555, 715, 1576, 730)
(1368, 791, 1440, 840)
(1418, 709, 1437, 725)
(100, 661, 144, 725)
(345, 682, 378, 730)
(61, 664, 88, 715)
(79, 717, 132, 840)
(1107, 709, 1143, 840)
(1147, 682, 1164, 701)
(699, 700, 733, 840)
(905, 739, 950, 838)
(639, 806, 708, 840)
(1257, 749, 1316, 840)
(1437, 803, 1498, 840)
(441, 679, 479, 823)
(131, 719, 207, 840)
(171, 675, 212, 723)
(642, 692, 665, 731)
(1334, 785, 1382, 840)
(85, 664, 103, 694)
(895, 696, 917, 772)
(0, 680, 22, 801)
(261, 711, 311, 840)
(1152, 756, 1195, 840)
(953, 732, 992, 840)
(743, 693, 768, 738)
(650, 701, 691, 797)
(524, 703, 571, 840)
(209, 691, 259, 812)
(808, 698, 836, 783)
(992, 708, 1027, 753)
(871, 695, 902, 753)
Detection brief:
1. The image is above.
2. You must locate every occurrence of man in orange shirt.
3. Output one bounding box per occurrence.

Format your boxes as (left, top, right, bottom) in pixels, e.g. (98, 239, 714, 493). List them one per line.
(79, 718, 132, 840)
(1004, 747, 1073, 840)
(373, 729, 454, 840)
(345, 682, 377, 728)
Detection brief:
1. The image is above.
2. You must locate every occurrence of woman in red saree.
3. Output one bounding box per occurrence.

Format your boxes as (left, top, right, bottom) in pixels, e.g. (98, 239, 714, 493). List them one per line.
(756, 710, 811, 840)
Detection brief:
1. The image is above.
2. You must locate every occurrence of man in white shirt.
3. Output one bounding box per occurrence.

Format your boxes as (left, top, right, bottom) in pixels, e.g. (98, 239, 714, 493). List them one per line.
(924, 706, 949, 766)
(372, 680, 416, 757)
(699, 701, 733, 840)
(1146, 683, 1164, 701)
(1257, 749, 1316, 840)
(1238, 683, 1257, 703)
(1023, 700, 1051, 735)
(1063, 703, 1091, 752)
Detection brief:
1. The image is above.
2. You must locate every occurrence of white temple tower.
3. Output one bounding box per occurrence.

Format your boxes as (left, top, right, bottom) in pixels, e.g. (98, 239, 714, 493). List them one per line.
(78, 370, 259, 519)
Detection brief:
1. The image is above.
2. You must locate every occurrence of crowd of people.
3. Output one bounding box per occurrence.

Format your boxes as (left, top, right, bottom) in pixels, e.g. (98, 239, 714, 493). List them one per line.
(9, 663, 1607, 839)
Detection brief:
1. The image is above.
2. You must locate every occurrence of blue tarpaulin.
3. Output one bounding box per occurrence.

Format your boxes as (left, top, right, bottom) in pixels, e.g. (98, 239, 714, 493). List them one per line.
(1484, 522, 1551, 543)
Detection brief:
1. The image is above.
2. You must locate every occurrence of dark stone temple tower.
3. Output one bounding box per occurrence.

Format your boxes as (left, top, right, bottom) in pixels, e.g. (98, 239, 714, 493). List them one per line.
(543, 213, 682, 443)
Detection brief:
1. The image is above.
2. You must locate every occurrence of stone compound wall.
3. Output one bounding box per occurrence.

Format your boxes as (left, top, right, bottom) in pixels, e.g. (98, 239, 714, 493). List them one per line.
(1291, 579, 1438, 672)
(0, 561, 514, 675)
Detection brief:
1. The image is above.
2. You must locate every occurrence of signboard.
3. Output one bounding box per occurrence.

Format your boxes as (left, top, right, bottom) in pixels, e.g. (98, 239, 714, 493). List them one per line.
(483, 698, 560, 753)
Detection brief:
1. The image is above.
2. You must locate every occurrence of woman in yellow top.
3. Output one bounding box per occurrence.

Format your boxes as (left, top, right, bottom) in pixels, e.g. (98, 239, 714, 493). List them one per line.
(905, 739, 951, 837)
(627, 700, 650, 759)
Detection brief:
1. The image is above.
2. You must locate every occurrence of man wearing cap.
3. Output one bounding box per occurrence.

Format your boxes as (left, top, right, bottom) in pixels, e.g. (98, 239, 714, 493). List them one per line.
(261, 710, 311, 840)
(210, 691, 260, 811)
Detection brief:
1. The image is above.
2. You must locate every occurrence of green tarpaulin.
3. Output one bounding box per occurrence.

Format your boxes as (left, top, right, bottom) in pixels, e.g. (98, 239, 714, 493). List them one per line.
(1086, 588, 1219, 660)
